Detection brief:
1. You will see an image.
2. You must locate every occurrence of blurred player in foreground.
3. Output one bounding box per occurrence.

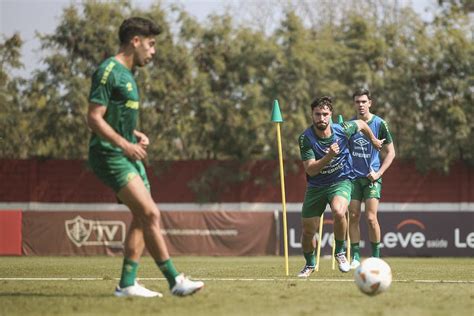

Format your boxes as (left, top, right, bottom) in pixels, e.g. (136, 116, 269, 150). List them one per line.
(348, 88, 395, 268)
(87, 17, 203, 297)
(297, 96, 383, 277)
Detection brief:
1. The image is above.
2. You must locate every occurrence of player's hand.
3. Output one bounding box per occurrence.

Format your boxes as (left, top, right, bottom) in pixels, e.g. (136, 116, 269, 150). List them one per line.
(134, 130, 149, 149)
(371, 138, 385, 151)
(123, 142, 148, 161)
(327, 142, 340, 157)
(367, 170, 381, 182)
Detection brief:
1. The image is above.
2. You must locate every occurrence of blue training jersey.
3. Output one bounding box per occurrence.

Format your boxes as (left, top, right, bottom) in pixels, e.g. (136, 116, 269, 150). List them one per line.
(349, 115, 392, 178)
(299, 122, 358, 187)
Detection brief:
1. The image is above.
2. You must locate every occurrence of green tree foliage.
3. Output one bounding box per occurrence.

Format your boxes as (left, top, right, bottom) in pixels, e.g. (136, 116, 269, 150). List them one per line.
(144, 11, 279, 160)
(0, 0, 472, 173)
(0, 34, 30, 157)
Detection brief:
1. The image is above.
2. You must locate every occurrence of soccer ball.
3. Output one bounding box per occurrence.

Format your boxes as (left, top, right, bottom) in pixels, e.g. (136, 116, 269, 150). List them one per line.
(354, 258, 392, 296)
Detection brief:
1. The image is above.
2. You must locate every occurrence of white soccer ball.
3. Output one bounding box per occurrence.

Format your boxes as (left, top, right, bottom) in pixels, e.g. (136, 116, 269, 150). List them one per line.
(354, 257, 392, 296)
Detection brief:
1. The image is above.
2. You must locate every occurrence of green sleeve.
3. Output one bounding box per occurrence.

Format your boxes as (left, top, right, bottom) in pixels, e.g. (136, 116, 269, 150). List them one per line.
(342, 121, 358, 138)
(299, 134, 315, 161)
(379, 119, 393, 144)
(88, 63, 116, 106)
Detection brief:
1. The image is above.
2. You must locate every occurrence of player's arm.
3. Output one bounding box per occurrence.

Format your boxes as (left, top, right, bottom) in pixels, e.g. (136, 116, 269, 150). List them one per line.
(372, 120, 396, 180)
(303, 146, 339, 177)
(87, 104, 147, 160)
(379, 143, 395, 175)
(299, 134, 338, 177)
(354, 120, 384, 150)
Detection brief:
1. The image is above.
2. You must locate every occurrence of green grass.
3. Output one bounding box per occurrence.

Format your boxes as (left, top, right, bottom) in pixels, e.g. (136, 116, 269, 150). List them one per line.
(0, 256, 473, 316)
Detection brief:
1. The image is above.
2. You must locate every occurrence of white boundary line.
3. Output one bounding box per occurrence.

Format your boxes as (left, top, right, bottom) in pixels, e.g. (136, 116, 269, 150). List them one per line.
(0, 202, 473, 212)
(0, 277, 472, 284)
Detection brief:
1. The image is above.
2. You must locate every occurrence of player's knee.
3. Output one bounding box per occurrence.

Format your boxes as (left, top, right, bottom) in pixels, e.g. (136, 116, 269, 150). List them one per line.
(349, 209, 361, 221)
(302, 226, 316, 238)
(333, 210, 346, 222)
(302, 231, 316, 241)
(137, 207, 161, 226)
(366, 214, 378, 227)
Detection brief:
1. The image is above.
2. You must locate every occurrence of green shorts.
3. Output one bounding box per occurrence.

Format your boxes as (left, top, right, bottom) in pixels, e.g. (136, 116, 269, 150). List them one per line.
(351, 177, 382, 201)
(88, 149, 150, 193)
(302, 179, 352, 218)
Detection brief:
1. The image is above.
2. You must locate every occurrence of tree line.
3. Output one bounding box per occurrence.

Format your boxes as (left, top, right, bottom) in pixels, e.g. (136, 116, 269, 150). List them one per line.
(0, 0, 472, 173)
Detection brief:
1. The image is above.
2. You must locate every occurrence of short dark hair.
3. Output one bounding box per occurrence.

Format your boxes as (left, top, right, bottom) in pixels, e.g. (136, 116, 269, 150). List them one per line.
(310, 96, 333, 112)
(352, 88, 372, 100)
(119, 17, 161, 45)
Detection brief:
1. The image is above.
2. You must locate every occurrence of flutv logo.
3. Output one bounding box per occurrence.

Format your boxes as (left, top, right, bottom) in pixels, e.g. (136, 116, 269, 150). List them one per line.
(65, 216, 126, 247)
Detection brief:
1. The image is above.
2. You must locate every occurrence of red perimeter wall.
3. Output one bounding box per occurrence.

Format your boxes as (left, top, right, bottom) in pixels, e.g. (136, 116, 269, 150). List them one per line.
(0, 159, 472, 203)
(0, 210, 22, 255)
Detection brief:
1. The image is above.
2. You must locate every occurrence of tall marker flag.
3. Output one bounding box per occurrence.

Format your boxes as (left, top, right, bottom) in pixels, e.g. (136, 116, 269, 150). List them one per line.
(271, 99, 289, 276)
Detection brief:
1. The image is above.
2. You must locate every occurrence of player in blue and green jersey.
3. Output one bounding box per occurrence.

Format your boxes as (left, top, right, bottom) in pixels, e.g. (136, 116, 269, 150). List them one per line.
(87, 17, 203, 298)
(297, 96, 384, 277)
(348, 89, 396, 269)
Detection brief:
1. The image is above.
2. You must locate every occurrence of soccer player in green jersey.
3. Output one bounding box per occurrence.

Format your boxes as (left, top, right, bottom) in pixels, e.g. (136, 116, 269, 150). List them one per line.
(297, 96, 384, 277)
(87, 17, 203, 297)
(348, 89, 396, 269)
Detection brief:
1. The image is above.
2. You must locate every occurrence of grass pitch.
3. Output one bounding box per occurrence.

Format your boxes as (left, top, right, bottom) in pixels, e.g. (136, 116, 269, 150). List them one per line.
(0, 256, 472, 316)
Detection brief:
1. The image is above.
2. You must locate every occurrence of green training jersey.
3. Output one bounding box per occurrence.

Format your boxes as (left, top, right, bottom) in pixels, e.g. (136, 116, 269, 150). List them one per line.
(298, 121, 359, 187)
(349, 115, 393, 178)
(88, 57, 140, 154)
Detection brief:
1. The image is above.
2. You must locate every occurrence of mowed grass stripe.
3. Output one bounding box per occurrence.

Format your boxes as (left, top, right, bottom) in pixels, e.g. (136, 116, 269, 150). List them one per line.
(1, 277, 473, 283)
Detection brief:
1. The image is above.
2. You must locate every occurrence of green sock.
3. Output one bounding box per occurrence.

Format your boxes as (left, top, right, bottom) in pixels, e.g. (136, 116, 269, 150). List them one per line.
(156, 258, 180, 289)
(371, 242, 381, 258)
(335, 239, 345, 254)
(119, 257, 138, 288)
(351, 243, 361, 261)
(303, 251, 316, 267)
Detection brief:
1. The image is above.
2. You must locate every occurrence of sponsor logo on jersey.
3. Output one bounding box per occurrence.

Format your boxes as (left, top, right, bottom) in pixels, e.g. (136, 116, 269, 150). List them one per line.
(354, 138, 370, 147)
(126, 82, 133, 91)
(125, 100, 139, 109)
(320, 161, 343, 174)
(126, 172, 137, 182)
(353, 152, 371, 158)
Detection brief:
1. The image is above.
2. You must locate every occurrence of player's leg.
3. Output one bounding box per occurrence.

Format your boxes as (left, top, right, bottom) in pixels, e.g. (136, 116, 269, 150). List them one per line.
(298, 216, 318, 277)
(329, 180, 352, 273)
(349, 179, 364, 268)
(330, 195, 350, 272)
(298, 187, 326, 277)
(116, 162, 171, 261)
(364, 198, 381, 257)
(114, 177, 169, 297)
(88, 154, 162, 297)
(362, 180, 382, 258)
(348, 200, 362, 268)
(115, 217, 163, 297)
(117, 175, 204, 296)
(118, 217, 145, 288)
(124, 218, 145, 261)
(330, 195, 347, 247)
